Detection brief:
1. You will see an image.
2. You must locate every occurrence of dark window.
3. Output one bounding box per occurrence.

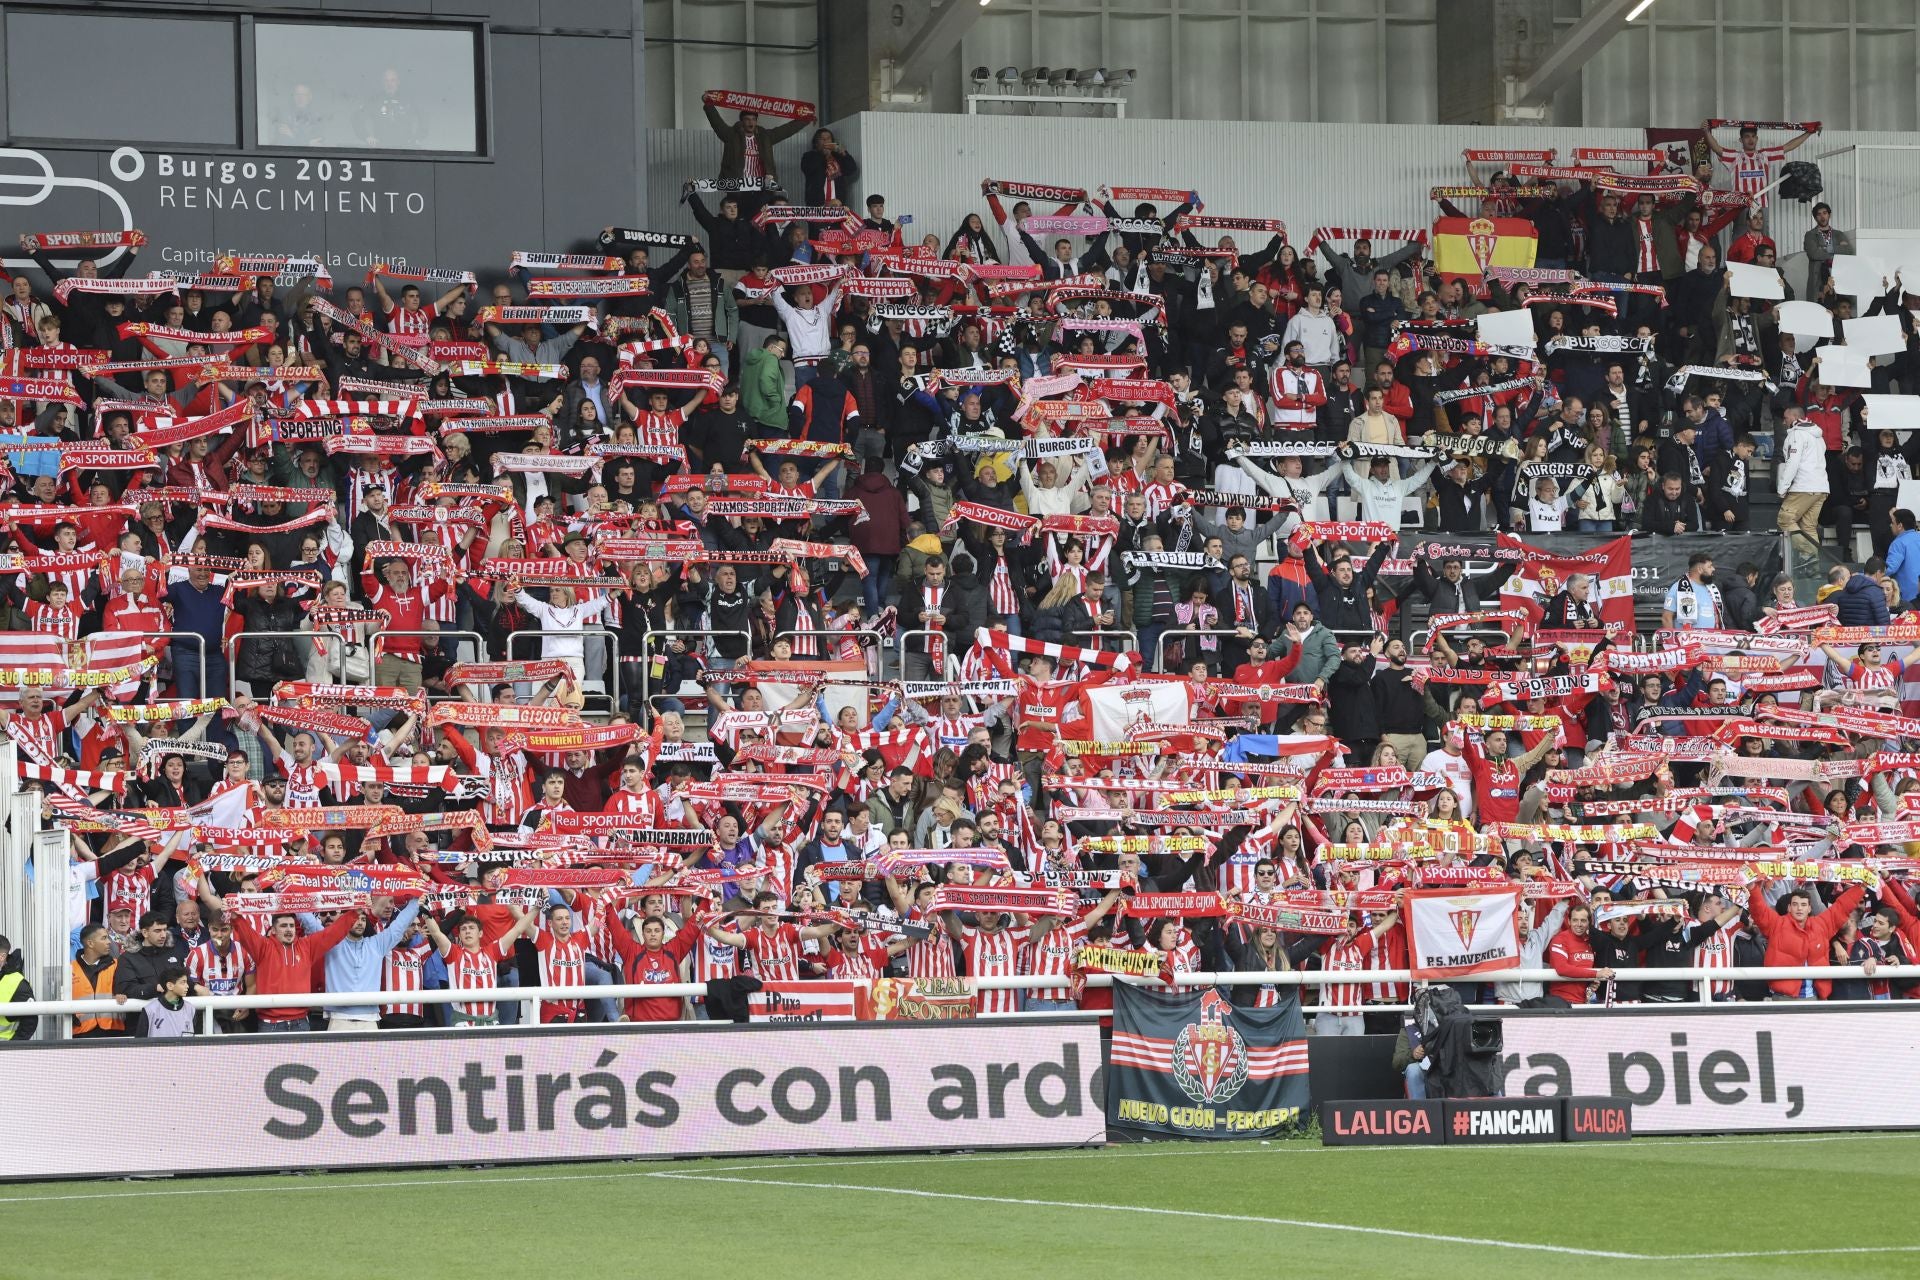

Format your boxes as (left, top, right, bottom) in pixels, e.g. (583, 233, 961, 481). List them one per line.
(6, 10, 238, 145)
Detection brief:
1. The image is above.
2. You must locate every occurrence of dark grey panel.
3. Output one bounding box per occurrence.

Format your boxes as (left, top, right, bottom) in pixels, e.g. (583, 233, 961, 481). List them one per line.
(431, 32, 547, 264)
(540, 34, 637, 240)
(5, 10, 239, 146)
(323, 0, 432, 13)
(0, 2, 639, 285)
(542, 0, 630, 30)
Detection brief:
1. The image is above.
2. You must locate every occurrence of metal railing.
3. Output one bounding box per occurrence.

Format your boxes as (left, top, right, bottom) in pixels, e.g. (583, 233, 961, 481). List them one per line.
(896, 627, 959, 681)
(1082, 628, 1138, 653)
(5, 964, 1916, 1039)
(1153, 627, 1239, 672)
(226, 628, 343, 697)
(639, 627, 751, 714)
(773, 627, 888, 680)
(136, 630, 208, 699)
(506, 627, 621, 713)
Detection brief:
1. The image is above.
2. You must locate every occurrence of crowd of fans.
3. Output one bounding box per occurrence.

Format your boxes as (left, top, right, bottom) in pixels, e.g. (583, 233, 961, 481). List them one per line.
(1, 104, 1917, 1052)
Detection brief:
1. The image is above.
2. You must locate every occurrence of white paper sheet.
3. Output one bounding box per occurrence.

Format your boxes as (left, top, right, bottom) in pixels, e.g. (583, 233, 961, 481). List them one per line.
(1861, 394, 1920, 434)
(1775, 300, 1834, 338)
(1726, 261, 1784, 301)
(1817, 345, 1873, 388)
(1475, 309, 1537, 350)
(1830, 254, 1888, 301)
(1844, 314, 1907, 358)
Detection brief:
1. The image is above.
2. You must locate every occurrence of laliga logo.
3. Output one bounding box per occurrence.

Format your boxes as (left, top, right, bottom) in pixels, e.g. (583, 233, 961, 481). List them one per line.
(0, 147, 141, 272)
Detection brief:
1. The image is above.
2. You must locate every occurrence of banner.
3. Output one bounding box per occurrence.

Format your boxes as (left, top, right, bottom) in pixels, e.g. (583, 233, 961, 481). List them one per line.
(1492, 532, 1635, 633)
(1083, 681, 1192, 743)
(1107, 986, 1310, 1138)
(1500, 1007, 1920, 1134)
(1405, 887, 1522, 979)
(0, 1023, 1104, 1178)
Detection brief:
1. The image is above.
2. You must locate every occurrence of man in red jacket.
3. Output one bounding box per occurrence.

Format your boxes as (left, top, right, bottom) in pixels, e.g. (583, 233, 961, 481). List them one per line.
(1547, 902, 1613, 1004)
(1748, 879, 1865, 999)
(208, 887, 362, 1031)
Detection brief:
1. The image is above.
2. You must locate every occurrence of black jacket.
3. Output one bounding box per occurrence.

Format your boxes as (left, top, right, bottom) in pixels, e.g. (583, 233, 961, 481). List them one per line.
(238, 593, 308, 683)
(112, 943, 176, 1032)
(1640, 487, 1700, 535)
(1326, 655, 1381, 742)
(688, 194, 765, 271)
(1304, 542, 1389, 638)
(1372, 662, 1426, 735)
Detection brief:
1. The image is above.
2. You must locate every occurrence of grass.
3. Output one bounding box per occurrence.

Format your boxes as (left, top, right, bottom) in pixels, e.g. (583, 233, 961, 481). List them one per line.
(4, 1132, 1919, 1279)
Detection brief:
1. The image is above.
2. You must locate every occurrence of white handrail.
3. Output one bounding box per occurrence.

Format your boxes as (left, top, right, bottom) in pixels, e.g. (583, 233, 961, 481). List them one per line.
(7, 964, 1916, 1020)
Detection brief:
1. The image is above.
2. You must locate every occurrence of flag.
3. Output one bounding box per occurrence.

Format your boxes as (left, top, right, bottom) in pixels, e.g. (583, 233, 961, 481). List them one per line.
(1494, 533, 1634, 633)
(1432, 217, 1538, 287)
(1405, 886, 1523, 979)
(1108, 985, 1309, 1137)
(1082, 681, 1192, 742)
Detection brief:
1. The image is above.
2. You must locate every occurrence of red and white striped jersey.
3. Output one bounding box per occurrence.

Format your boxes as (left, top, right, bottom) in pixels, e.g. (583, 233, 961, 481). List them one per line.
(687, 928, 739, 994)
(1148, 939, 1202, 990)
(1633, 218, 1658, 274)
(447, 936, 514, 1017)
(6, 707, 67, 762)
(826, 940, 891, 980)
(961, 924, 1021, 1014)
(1019, 918, 1086, 991)
(1696, 925, 1736, 998)
(1320, 931, 1376, 1009)
(103, 862, 158, 923)
(533, 928, 591, 1018)
(187, 939, 252, 995)
(384, 302, 436, 337)
(24, 599, 84, 639)
(905, 908, 957, 979)
(1845, 658, 1901, 691)
(1217, 846, 1274, 898)
(274, 752, 327, 809)
(987, 559, 1019, 616)
(742, 922, 805, 983)
(929, 712, 984, 751)
(382, 939, 432, 1017)
(1721, 144, 1788, 202)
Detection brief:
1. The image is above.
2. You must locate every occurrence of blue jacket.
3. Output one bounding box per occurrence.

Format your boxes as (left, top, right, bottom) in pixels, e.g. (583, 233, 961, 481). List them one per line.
(1833, 573, 1892, 627)
(1691, 409, 1734, 470)
(164, 577, 228, 645)
(1356, 291, 1408, 348)
(1887, 530, 1920, 603)
(295, 898, 423, 1020)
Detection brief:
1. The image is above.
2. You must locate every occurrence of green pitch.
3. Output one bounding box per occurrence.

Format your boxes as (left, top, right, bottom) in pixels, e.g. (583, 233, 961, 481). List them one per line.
(5, 1132, 1918, 1279)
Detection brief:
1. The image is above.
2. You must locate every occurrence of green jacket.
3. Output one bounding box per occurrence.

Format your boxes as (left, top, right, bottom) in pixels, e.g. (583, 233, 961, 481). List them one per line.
(1280, 623, 1340, 686)
(740, 346, 787, 431)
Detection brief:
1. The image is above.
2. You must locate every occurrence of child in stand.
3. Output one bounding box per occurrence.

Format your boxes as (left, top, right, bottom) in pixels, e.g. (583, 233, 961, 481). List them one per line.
(138, 963, 197, 1038)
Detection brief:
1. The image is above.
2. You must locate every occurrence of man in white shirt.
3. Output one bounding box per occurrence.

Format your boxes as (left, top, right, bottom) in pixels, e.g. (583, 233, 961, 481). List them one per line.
(1282, 285, 1340, 368)
(1420, 726, 1476, 819)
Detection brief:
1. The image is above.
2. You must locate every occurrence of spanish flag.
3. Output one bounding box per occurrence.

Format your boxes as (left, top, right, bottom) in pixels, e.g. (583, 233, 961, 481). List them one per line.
(1432, 217, 1538, 286)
